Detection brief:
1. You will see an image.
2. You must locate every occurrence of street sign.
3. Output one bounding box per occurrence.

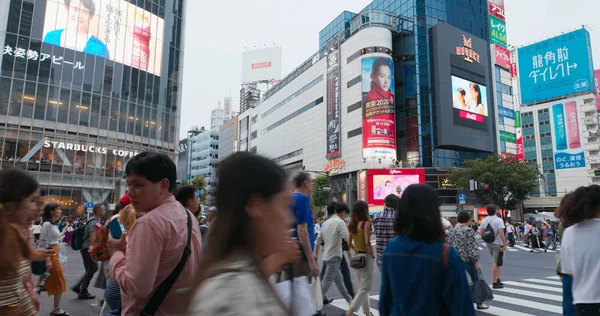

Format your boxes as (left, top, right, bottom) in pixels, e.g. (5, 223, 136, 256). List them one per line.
(458, 193, 466, 201)
(459, 200, 466, 205)
(87, 202, 94, 208)
(469, 180, 475, 191)
(187, 174, 192, 180)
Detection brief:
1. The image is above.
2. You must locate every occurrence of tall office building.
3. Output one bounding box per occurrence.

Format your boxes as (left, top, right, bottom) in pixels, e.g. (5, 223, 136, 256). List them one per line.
(218, 115, 239, 162)
(0, 0, 185, 213)
(189, 129, 219, 205)
(211, 107, 225, 131)
(239, 82, 260, 114)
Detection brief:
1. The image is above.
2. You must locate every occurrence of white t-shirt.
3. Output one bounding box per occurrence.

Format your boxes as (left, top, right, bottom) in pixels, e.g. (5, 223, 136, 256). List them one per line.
(441, 217, 452, 231)
(30, 224, 42, 234)
(561, 218, 600, 304)
(481, 216, 505, 245)
(506, 224, 515, 234)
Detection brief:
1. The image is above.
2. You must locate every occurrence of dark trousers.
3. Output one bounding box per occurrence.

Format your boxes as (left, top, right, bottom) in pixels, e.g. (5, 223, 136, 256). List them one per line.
(507, 233, 515, 247)
(74, 248, 98, 294)
(576, 304, 600, 316)
(320, 255, 355, 297)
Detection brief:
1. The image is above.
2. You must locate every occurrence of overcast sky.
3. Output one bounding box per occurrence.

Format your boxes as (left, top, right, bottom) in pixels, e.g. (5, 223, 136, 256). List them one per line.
(178, 0, 600, 139)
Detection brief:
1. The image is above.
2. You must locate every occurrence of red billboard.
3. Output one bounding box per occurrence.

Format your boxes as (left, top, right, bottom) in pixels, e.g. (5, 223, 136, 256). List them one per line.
(510, 63, 517, 78)
(488, 0, 505, 22)
(366, 169, 425, 206)
(361, 57, 397, 159)
(595, 69, 600, 110)
(494, 45, 510, 69)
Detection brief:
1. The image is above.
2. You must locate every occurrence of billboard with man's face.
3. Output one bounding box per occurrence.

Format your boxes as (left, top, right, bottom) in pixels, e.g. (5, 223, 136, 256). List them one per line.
(42, 0, 165, 76)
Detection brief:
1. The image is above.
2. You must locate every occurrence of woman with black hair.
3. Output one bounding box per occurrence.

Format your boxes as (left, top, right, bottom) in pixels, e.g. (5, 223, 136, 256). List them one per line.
(39, 203, 69, 316)
(559, 185, 600, 315)
(379, 184, 474, 315)
(186, 152, 302, 315)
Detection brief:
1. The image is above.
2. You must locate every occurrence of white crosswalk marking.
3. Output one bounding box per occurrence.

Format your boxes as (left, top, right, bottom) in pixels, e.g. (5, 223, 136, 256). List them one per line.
(325, 276, 563, 315)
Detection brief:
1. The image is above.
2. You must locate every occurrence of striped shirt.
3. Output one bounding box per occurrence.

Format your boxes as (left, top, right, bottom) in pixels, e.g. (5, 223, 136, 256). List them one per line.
(0, 258, 36, 315)
(373, 208, 396, 271)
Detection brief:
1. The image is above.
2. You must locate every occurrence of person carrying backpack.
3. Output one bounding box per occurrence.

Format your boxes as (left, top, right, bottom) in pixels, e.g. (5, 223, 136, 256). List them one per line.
(71, 204, 106, 299)
(478, 204, 507, 289)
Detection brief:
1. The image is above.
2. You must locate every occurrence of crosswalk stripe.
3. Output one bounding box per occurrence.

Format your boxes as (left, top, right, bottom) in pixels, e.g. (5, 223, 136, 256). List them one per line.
(522, 278, 563, 286)
(490, 294, 562, 314)
(475, 304, 536, 316)
(501, 281, 563, 293)
(493, 286, 563, 302)
(506, 248, 518, 252)
(546, 276, 560, 280)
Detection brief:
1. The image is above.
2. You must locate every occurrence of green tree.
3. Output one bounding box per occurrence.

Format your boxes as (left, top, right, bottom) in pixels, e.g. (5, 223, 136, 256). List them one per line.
(447, 155, 540, 219)
(311, 175, 330, 217)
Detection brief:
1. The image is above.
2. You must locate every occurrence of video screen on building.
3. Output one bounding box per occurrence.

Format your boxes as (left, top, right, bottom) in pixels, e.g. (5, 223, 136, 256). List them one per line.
(451, 75, 488, 120)
(372, 174, 420, 200)
(42, 0, 165, 76)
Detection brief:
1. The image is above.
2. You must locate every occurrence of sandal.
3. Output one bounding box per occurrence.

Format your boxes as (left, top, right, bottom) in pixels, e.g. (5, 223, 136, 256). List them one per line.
(50, 307, 69, 316)
(477, 304, 489, 310)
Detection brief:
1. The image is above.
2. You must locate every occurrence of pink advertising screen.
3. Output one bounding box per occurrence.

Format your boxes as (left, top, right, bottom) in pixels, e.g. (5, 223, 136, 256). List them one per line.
(595, 69, 600, 110)
(372, 174, 420, 200)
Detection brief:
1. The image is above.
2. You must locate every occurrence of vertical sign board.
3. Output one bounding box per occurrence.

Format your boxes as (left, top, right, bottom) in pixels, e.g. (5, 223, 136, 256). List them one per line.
(361, 57, 397, 159)
(495, 45, 511, 69)
(515, 111, 524, 160)
(594, 69, 600, 110)
(517, 29, 595, 105)
(488, 0, 506, 22)
(489, 16, 507, 48)
(358, 170, 368, 202)
(326, 49, 341, 159)
(550, 100, 586, 169)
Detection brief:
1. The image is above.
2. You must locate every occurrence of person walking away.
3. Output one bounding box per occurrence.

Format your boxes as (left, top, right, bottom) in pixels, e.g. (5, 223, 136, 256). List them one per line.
(478, 204, 507, 288)
(72, 203, 106, 299)
(447, 211, 488, 310)
(543, 221, 557, 251)
(0, 168, 51, 315)
(558, 185, 600, 316)
(379, 184, 474, 315)
(373, 194, 399, 271)
(314, 219, 321, 240)
(106, 152, 202, 315)
(524, 220, 532, 247)
(186, 152, 301, 315)
(39, 203, 69, 315)
(31, 221, 42, 244)
(317, 201, 355, 302)
(289, 172, 319, 278)
(316, 203, 353, 305)
(346, 200, 375, 316)
(554, 193, 576, 316)
(506, 221, 516, 247)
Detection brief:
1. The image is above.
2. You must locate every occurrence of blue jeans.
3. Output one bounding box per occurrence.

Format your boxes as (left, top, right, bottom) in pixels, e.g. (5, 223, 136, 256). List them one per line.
(462, 261, 478, 283)
(562, 274, 576, 316)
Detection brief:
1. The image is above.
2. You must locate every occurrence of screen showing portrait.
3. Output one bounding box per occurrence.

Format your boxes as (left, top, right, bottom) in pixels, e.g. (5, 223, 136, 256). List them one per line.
(451, 75, 488, 119)
(372, 174, 420, 200)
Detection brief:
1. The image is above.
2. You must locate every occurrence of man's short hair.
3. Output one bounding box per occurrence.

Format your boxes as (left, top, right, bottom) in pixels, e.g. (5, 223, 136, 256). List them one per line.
(125, 152, 177, 193)
(456, 211, 471, 224)
(293, 172, 311, 189)
(175, 185, 196, 208)
(335, 203, 349, 215)
(92, 203, 104, 214)
(384, 194, 399, 209)
(326, 201, 338, 216)
(486, 204, 499, 216)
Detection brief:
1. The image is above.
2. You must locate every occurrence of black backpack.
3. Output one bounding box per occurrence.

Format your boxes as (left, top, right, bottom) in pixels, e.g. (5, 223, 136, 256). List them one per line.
(71, 219, 94, 251)
(482, 218, 498, 243)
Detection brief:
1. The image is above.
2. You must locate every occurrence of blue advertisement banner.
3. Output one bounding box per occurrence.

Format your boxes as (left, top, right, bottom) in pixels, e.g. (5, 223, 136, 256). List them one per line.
(555, 152, 585, 170)
(498, 106, 515, 119)
(517, 29, 595, 105)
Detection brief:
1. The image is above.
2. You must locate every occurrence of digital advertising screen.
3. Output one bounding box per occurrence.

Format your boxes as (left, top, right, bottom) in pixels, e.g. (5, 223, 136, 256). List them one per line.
(451, 75, 489, 120)
(42, 0, 165, 76)
(372, 174, 420, 200)
(361, 56, 397, 159)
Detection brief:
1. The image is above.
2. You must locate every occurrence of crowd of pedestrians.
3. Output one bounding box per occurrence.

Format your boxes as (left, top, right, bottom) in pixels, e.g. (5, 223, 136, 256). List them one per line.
(2, 151, 600, 315)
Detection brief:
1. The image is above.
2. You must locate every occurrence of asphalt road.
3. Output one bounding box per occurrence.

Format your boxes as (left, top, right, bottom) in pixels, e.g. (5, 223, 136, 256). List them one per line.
(35, 238, 560, 316)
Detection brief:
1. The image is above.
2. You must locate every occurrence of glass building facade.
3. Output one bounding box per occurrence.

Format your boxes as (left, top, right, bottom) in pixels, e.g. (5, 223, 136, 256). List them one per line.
(190, 130, 218, 205)
(0, 0, 185, 214)
(319, 0, 491, 167)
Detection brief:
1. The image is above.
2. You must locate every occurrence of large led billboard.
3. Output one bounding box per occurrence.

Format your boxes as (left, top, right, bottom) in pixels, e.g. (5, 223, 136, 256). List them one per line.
(242, 47, 282, 83)
(361, 56, 396, 159)
(430, 24, 495, 153)
(367, 169, 425, 205)
(517, 29, 595, 105)
(42, 0, 165, 76)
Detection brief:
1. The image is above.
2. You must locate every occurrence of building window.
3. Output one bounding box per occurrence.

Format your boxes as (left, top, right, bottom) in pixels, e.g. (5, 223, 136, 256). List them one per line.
(265, 97, 324, 133)
(272, 149, 303, 164)
(251, 115, 258, 124)
(347, 75, 361, 89)
(347, 101, 361, 113)
(347, 127, 362, 138)
(250, 130, 257, 140)
(262, 75, 324, 119)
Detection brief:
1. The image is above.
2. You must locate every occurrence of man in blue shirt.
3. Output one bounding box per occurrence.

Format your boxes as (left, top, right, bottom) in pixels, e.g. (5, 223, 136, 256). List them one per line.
(291, 172, 319, 278)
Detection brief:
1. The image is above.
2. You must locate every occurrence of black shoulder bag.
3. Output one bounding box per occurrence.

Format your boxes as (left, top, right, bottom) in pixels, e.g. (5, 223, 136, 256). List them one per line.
(140, 210, 192, 316)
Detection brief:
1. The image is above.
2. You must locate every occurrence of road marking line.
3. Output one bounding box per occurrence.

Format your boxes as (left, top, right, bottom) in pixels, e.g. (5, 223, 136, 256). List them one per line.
(489, 294, 562, 314)
(473, 304, 536, 316)
(522, 278, 563, 286)
(506, 248, 518, 252)
(513, 245, 538, 252)
(500, 281, 562, 293)
(330, 299, 380, 316)
(546, 276, 560, 280)
(493, 287, 562, 302)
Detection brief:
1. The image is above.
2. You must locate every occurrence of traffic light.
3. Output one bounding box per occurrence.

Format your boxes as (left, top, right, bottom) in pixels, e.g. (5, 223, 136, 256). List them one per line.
(456, 207, 461, 214)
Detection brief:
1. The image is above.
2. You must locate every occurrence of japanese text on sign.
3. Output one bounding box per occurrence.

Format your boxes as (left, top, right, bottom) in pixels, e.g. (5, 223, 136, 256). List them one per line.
(555, 152, 585, 169)
(104, 4, 124, 44)
(3, 45, 85, 70)
(364, 98, 393, 118)
(528, 47, 580, 85)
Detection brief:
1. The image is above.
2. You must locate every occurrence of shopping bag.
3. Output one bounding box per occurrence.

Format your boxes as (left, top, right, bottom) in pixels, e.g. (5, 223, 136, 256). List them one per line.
(272, 276, 317, 316)
(472, 270, 494, 304)
(310, 277, 323, 311)
(58, 243, 68, 266)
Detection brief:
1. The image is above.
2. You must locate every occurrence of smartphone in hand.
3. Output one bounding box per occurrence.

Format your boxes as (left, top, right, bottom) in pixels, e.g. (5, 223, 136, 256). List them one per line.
(108, 218, 124, 239)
